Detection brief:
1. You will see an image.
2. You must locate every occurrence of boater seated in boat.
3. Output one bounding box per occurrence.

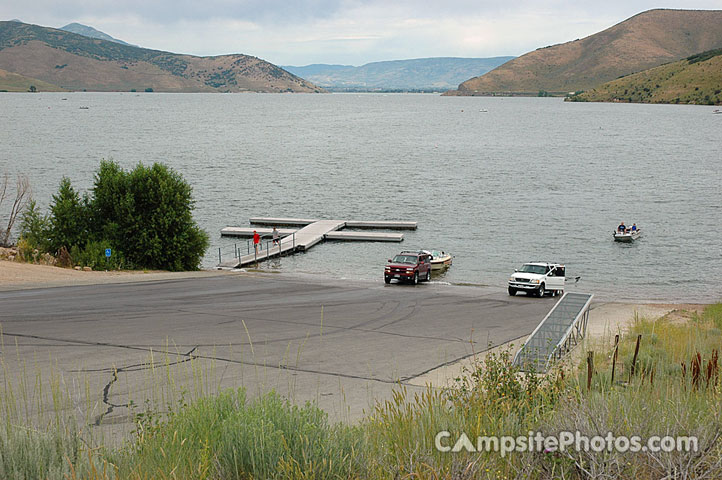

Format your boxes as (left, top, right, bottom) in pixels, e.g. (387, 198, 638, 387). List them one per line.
(631, 223, 638, 232)
(617, 222, 627, 233)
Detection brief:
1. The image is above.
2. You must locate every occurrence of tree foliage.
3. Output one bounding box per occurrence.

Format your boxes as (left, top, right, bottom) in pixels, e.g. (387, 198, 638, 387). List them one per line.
(19, 160, 209, 271)
(91, 160, 209, 271)
(48, 177, 88, 253)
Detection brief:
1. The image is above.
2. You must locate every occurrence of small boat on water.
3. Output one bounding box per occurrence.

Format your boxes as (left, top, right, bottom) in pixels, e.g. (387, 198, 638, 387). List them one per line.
(423, 249, 453, 269)
(613, 229, 642, 242)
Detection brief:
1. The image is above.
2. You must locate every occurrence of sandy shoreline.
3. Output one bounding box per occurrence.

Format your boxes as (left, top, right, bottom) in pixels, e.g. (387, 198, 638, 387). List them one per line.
(0, 259, 225, 290)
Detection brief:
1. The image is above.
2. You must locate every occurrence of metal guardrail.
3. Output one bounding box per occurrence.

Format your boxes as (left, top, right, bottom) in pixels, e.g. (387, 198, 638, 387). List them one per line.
(216, 232, 296, 265)
(512, 292, 593, 373)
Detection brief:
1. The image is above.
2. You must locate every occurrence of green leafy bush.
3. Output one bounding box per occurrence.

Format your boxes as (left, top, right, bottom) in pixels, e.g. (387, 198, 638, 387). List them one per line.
(48, 177, 89, 254)
(69, 240, 126, 270)
(90, 160, 209, 271)
(18, 199, 50, 253)
(18, 160, 208, 271)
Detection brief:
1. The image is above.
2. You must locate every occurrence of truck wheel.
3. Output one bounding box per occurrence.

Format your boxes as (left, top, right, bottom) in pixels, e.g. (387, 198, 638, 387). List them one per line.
(537, 283, 545, 297)
(425, 270, 431, 282)
(413, 272, 419, 285)
(508, 287, 516, 296)
(384, 276, 391, 284)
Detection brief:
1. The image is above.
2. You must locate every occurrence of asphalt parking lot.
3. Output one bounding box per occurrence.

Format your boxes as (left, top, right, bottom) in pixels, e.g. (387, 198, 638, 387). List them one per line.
(0, 272, 554, 433)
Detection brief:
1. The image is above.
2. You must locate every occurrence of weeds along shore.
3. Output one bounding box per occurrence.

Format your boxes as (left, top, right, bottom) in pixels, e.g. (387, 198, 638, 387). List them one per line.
(1, 304, 721, 479)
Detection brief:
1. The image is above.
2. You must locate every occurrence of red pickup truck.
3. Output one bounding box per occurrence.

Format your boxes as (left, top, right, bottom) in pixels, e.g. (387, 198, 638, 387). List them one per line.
(384, 250, 432, 284)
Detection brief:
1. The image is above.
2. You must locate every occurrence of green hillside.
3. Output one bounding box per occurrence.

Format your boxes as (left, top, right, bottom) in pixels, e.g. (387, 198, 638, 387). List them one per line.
(0, 67, 64, 92)
(568, 48, 722, 105)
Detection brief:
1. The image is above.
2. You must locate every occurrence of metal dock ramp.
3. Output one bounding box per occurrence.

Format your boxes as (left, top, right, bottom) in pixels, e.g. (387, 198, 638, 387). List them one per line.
(513, 292, 593, 373)
(218, 217, 414, 268)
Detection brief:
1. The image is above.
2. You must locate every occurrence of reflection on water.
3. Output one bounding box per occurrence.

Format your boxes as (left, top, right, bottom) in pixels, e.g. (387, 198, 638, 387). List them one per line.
(1, 93, 720, 302)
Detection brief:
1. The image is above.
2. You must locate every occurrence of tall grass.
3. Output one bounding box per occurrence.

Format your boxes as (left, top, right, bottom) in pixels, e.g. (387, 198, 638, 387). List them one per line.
(112, 388, 366, 479)
(1, 304, 721, 479)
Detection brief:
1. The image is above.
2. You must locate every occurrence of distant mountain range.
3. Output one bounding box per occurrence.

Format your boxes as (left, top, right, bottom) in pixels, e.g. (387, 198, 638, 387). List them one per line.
(568, 48, 722, 105)
(0, 21, 321, 92)
(59, 22, 135, 47)
(446, 9, 722, 96)
(282, 57, 515, 91)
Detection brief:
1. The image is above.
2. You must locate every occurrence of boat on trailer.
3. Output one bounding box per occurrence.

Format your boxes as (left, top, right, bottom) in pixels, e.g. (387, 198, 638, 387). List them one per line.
(423, 250, 453, 270)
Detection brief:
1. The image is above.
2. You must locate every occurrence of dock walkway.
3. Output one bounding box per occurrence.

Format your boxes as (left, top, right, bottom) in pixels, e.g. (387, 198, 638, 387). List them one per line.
(219, 217, 415, 268)
(219, 220, 344, 268)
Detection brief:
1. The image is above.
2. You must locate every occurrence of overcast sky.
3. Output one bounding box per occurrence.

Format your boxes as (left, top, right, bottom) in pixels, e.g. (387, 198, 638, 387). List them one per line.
(2, 1, 721, 66)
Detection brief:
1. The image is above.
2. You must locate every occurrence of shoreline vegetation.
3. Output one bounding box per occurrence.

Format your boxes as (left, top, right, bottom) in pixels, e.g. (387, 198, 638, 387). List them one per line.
(0, 270, 719, 478)
(6, 160, 209, 273)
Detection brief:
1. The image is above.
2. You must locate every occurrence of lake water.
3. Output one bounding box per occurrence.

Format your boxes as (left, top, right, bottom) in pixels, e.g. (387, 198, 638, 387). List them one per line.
(1, 93, 720, 302)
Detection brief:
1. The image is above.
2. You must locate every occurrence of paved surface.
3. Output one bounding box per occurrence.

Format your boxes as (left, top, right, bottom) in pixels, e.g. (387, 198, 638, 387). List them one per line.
(0, 272, 555, 437)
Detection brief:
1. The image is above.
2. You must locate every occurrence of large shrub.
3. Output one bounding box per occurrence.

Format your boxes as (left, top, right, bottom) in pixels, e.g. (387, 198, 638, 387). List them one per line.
(19, 160, 209, 271)
(18, 199, 51, 253)
(90, 160, 209, 271)
(48, 177, 88, 254)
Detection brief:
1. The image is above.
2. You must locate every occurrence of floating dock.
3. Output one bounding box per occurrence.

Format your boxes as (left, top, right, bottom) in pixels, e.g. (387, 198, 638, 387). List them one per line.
(220, 227, 298, 237)
(250, 217, 417, 230)
(324, 231, 404, 242)
(218, 217, 413, 268)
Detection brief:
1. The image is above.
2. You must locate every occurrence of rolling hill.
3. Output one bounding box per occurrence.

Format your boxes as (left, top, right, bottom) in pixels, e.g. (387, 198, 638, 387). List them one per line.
(0, 67, 65, 92)
(0, 21, 322, 93)
(567, 48, 722, 105)
(445, 9, 722, 96)
(59, 22, 134, 47)
(283, 57, 515, 91)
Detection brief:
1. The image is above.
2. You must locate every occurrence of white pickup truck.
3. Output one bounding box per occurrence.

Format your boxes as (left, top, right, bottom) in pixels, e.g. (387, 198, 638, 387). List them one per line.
(508, 262, 566, 297)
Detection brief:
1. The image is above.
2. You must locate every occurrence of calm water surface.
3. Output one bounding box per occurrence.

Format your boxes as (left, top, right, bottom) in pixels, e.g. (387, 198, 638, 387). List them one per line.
(1, 93, 720, 302)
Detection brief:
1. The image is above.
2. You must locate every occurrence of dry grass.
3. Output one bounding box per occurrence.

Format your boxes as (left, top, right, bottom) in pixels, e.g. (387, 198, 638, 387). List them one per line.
(570, 51, 722, 105)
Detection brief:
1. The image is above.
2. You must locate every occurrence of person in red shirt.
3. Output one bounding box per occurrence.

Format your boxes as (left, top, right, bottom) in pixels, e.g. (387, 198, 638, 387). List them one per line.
(253, 230, 260, 253)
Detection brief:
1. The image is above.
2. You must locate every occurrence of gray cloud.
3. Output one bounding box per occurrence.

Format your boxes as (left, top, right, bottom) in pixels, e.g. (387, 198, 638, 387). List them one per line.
(3, 0, 721, 65)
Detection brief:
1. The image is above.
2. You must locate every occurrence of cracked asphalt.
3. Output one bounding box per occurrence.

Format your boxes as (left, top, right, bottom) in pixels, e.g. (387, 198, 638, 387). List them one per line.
(0, 272, 555, 436)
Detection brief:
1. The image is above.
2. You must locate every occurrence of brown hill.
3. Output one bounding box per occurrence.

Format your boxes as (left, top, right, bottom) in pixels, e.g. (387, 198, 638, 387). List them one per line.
(0, 67, 65, 92)
(568, 48, 722, 105)
(0, 21, 322, 93)
(446, 9, 722, 96)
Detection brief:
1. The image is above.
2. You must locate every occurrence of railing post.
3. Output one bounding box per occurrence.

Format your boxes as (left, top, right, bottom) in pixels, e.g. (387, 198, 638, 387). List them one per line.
(234, 243, 237, 258)
(293, 232, 296, 250)
(218, 247, 221, 264)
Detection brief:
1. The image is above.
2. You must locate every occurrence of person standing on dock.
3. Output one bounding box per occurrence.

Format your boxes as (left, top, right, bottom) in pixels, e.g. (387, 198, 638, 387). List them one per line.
(272, 227, 279, 246)
(253, 230, 260, 253)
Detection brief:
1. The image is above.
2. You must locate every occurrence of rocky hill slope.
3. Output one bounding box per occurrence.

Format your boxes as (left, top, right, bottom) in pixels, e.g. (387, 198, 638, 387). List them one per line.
(446, 9, 722, 96)
(568, 48, 722, 105)
(0, 21, 321, 93)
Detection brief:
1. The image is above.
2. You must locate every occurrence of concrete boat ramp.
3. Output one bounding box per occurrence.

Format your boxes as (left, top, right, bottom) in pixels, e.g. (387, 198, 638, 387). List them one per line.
(218, 217, 416, 268)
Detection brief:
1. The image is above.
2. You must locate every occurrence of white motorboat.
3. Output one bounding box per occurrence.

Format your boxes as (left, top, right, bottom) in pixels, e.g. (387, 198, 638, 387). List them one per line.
(424, 249, 452, 270)
(613, 229, 641, 242)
